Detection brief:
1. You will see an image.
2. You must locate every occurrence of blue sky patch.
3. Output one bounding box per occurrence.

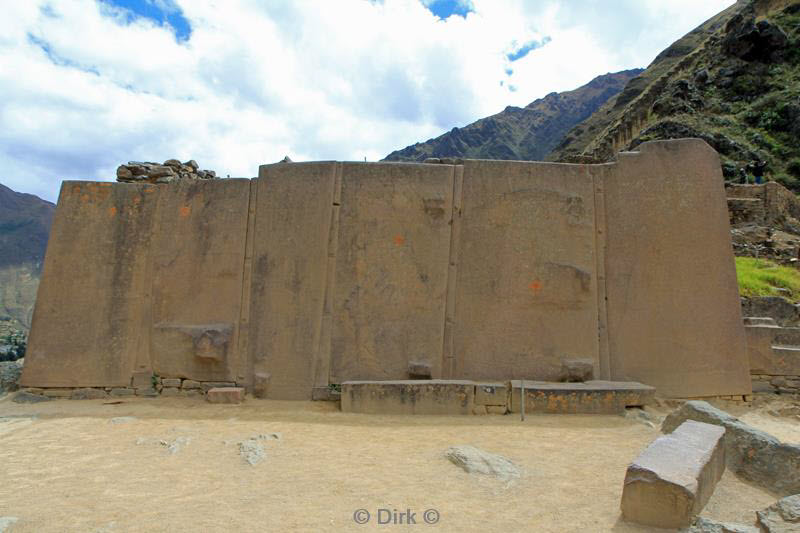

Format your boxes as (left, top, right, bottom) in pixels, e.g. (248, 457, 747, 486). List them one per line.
(423, 0, 474, 19)
(506, 36, 551, 62)
(101, 0, 191, 42)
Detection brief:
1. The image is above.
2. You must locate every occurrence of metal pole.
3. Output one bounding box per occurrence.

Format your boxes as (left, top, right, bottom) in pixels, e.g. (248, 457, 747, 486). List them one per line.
(520, 379, 525, 422)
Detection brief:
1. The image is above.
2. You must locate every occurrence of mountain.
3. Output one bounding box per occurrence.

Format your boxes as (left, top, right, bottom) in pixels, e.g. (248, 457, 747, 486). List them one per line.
(0, 183, 55, 335)
(383, 69, 643, 162)
(549, 0, 800, 190)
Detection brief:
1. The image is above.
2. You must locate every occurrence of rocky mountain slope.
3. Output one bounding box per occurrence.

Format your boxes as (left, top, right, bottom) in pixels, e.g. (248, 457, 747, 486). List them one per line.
(0, 183, 54, 335)
(550, 0, 800, 191)
(383, 69, 642, 162)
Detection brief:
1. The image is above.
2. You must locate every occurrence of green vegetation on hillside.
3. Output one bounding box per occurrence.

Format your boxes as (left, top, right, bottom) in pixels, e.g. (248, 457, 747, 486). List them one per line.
(552, 1, 800, 191)
(736, 256, 800, 300)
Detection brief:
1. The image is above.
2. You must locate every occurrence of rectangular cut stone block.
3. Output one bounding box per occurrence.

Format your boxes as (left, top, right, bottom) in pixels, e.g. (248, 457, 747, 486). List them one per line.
(110, 388, 135, 397)
(160, 387, 183, 397)
(249, 162, 337, 400)
(181, 379, 201, 390)
(149, 179, 251, 383)
(341, 380, 475, 415)
(161, 378, 181, 388)
(474, 383, 508, 406)
(621, 420, 726, 528)
(605, 140, 751, 397)
(206, 387, 245, 404)
(70, 388, 107, 400)
(330, 163, 454, 382)
(453, 160, 601, 382)
(21, 182, 158, 388)
(508, 380, 655, 414)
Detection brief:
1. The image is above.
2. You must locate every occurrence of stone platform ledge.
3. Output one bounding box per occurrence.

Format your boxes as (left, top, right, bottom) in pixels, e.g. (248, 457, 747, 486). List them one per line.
(341, 379, 654, 415)
(508, 380, 656, 415)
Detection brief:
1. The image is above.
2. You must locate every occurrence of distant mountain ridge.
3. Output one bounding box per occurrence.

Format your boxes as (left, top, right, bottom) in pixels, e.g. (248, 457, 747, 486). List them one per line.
(550, 0, 800, 190)
(383, 69, 643, 162)
(0, 183, 54, 334)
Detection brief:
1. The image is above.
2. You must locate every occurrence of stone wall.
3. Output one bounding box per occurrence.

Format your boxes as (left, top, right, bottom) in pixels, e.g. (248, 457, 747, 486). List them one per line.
(743, 318, 800, 395)
(21, 139, 752, 399)
(116, 159, 218, 184)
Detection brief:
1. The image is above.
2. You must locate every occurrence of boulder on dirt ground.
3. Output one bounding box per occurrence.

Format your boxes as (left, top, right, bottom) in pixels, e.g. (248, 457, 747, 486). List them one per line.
(444, 445, 520, 481)
(621, 420, 726, 529)
(662, 401, 800, 496)
(756, 494, 800, 533)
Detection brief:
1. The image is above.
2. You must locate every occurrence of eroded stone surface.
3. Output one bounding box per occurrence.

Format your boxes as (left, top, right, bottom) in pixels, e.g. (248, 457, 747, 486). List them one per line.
(756, 494, 800, 533)
(662, 401, 800, 495)
(444, 445, 520, 481)
(621, 420, 726, 529)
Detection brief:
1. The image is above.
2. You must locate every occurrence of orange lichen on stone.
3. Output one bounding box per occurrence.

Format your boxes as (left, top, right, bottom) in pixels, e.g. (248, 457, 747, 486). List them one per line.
(393, 234, 405, 246)
(180, 206, 191, 218)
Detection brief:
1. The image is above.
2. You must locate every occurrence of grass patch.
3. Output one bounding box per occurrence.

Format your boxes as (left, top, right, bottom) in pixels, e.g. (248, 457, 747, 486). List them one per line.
(736, 257, 800, 301)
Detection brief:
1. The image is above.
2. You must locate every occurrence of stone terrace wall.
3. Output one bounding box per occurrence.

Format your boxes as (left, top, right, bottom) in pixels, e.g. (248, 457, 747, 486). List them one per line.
(21, 139, 752, 399)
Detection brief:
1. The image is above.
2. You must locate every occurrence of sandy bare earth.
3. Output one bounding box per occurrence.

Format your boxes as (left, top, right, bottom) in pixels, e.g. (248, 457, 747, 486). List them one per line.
(0, 394, 797, 533)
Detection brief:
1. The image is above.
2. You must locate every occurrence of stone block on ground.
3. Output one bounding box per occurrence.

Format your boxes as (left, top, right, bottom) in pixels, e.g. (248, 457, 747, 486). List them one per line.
(110, 387, 135, 397)
(341, 380, 475, 415)
(207, 387, 245, 404)
(621, 420, 726, 529)
(135, 387, 158, 397)
(12, 391, 51, 403)
(560, 358, 594, 382)
(70, 388, 107, 400)
(161, 378, 181, 388)
(474, 383, 508, 406)
(444, 445, 520, 481)
(662, 401, 800, 495)
(756, 494, 800, 533)
(160, 387, 183, 397)
(181, 379, 201, 390)
(509, 380, 655, 414)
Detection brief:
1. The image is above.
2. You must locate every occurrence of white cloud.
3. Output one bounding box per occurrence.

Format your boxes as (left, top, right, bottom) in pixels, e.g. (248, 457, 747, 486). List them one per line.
(0, 0, 734, 201)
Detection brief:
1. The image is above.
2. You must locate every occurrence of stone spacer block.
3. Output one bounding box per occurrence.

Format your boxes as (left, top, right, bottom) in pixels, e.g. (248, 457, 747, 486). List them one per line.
(621, 420, 726, 528)
(207, 387, 245, 404)
(161, 378, 182, 388)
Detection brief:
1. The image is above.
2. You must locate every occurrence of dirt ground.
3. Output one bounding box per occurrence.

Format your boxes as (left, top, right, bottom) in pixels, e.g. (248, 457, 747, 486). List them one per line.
(0, 394, 797, 533)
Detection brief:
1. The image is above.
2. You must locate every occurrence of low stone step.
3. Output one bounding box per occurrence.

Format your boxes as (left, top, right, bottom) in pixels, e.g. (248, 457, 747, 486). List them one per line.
(340, 379, 655, 415)
(742, 317, 777, 326)
(341, 380, 476, 415)
(206, 387, 245, 404)
(621, 420, 726, 528)
(508, 380, 655, 414)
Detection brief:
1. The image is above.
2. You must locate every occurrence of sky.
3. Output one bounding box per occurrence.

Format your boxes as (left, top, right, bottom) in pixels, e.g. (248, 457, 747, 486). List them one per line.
(1, 0, 735, 202)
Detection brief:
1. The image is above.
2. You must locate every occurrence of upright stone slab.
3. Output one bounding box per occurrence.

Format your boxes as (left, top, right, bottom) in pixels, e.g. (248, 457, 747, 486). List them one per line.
(21, 182, 157, 387)
(604, 139, 752, 397)
(621, 420, 726, 528)
(149, 179, 251, 383)
(248, 162, 337, 399)
(452, 160, 601, 381)
(330, 163, 454, 382)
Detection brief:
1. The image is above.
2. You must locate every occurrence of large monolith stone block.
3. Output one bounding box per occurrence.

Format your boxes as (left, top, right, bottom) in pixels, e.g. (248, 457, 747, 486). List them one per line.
(621, 420, 726, 528)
